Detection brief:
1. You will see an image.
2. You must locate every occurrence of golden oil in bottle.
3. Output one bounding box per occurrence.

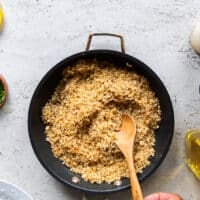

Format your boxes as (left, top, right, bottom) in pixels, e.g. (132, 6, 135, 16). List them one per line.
(185, 130, 200, 179)
(0, 3, 4, 31)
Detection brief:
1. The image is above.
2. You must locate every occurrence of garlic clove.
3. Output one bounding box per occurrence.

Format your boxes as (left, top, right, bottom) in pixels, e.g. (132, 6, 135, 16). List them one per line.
(191, 23, 200, 54)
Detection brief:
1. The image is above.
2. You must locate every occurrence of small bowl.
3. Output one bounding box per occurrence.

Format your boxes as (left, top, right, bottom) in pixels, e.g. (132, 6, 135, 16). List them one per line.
(0, 74, 8, 108)
(0, 180, 33, 200)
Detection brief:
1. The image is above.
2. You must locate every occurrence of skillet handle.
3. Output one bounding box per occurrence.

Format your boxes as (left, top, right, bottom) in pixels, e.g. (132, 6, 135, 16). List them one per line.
(86, 33, 125, 53)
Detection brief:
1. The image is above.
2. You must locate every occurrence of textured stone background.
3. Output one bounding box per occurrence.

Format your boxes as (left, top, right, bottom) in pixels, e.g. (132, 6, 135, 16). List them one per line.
(0, 0, 200, 199)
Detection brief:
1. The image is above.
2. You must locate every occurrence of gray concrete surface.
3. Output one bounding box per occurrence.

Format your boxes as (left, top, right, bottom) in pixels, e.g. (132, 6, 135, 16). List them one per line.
(0, 0, 200, 199)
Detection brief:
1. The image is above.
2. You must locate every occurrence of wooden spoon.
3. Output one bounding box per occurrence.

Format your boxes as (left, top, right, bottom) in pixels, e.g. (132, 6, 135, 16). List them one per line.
(115, 114, 143, 200)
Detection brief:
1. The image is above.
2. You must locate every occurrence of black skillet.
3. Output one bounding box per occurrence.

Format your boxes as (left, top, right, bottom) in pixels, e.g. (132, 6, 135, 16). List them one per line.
(28, 33, 174, 194)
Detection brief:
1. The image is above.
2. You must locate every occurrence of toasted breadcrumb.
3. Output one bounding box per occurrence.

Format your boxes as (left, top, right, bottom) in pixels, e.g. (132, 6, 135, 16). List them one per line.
(42, 60, 161, 184)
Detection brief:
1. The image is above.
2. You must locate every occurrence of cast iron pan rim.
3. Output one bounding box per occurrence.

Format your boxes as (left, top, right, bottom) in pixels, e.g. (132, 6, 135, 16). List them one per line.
(28, 49, 174, 194)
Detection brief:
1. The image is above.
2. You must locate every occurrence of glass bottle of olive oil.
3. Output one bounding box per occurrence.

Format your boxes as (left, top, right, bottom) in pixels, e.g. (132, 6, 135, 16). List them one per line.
(0, 3, 4, 30)
(185, 130, 200, 179)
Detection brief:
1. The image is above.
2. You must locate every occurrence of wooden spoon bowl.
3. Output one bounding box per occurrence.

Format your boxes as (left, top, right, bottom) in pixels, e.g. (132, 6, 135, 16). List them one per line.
(0, 74, 8, 108)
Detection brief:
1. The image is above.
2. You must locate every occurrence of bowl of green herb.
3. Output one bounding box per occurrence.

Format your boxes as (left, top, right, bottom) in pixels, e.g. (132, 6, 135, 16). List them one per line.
(0, 74, 8, 108)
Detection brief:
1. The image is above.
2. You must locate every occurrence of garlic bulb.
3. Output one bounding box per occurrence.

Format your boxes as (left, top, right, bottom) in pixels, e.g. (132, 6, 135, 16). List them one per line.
(191, 23, 200, 54)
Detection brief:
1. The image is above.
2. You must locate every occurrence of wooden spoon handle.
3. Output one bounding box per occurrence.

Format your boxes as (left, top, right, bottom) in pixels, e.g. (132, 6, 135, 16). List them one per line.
(127, 158, 143, 200)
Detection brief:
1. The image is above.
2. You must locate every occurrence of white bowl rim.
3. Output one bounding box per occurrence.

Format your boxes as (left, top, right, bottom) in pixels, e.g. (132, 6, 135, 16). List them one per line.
(0, 179, 33, 200)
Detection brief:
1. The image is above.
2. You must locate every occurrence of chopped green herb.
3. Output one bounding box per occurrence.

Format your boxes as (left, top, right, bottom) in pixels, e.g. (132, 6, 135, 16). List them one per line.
(0, 80, 5, 103)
